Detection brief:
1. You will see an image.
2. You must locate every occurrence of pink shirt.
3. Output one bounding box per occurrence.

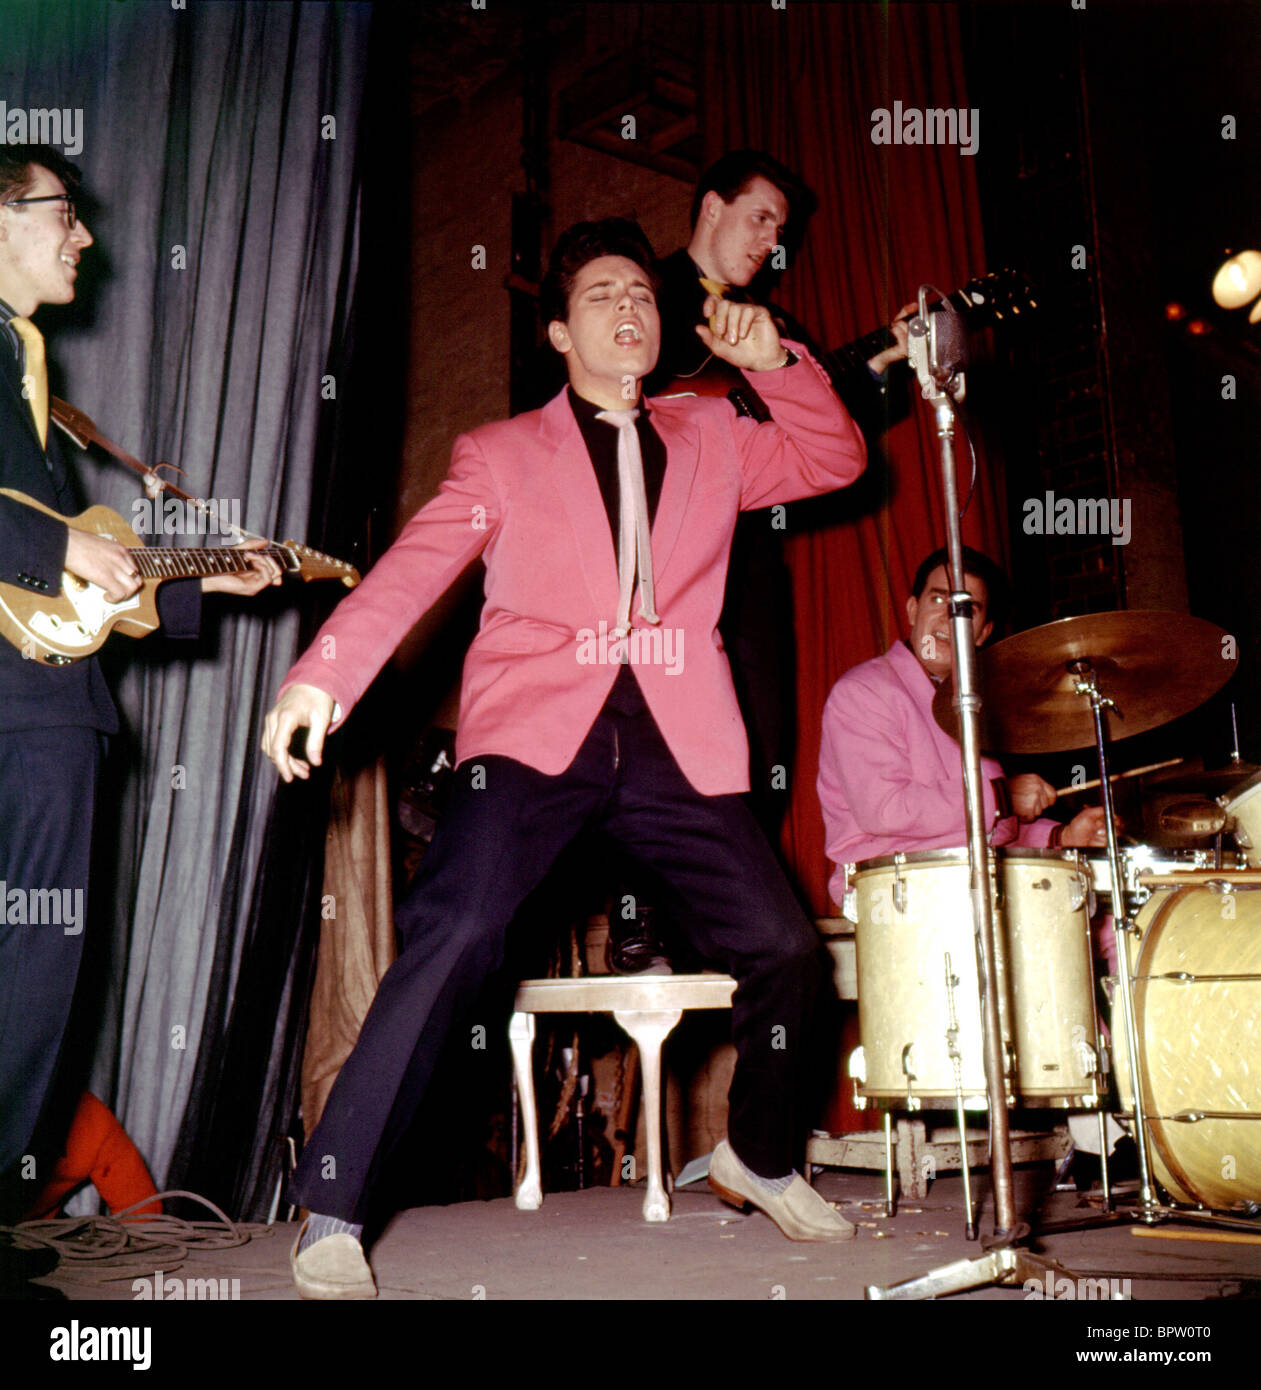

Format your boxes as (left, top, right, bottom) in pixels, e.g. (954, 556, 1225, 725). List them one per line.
(817, 640, 1055, 905)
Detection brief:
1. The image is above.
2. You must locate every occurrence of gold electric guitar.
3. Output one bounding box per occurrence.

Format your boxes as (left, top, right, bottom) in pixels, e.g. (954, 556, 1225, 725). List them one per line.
(0, 489, 360, 666)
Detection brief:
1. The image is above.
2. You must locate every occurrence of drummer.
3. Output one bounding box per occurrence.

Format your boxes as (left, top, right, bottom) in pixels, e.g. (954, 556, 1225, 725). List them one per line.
(817, 546, 1109, 909)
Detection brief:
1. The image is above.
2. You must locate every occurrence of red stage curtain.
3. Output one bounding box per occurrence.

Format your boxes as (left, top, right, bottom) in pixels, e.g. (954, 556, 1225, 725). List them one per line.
(702, 2, 1008, 913)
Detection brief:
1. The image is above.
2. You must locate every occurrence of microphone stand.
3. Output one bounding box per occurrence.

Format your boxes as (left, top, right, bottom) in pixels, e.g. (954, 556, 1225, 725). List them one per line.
(868, 289, 1087, 1299)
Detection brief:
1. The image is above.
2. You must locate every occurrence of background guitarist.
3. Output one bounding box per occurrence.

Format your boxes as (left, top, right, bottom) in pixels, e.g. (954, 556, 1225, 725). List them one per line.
(609, 150, 914, 974)
(0, 144, 280, 1271)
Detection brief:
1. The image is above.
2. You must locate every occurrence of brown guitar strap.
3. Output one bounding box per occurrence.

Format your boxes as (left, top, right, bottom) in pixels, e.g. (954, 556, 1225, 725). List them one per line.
(49, 396, 260, 540)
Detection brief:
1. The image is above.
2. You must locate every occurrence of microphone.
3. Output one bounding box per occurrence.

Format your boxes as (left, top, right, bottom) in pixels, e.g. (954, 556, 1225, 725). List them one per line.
(908, 284, 968, 401)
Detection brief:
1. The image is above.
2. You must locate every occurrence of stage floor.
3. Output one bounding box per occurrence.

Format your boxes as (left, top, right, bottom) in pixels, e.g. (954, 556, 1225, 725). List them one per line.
(30, 1166, 1261, 1302)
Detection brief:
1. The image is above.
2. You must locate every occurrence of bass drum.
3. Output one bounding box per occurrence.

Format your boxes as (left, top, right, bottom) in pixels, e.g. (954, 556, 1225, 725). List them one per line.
(851, 848, 1099, 1107)
(1112, 883, 1261, 1209)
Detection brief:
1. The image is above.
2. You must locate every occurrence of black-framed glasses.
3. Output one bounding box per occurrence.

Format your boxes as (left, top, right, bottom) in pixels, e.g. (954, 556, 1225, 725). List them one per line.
(3, 194, 77, 230)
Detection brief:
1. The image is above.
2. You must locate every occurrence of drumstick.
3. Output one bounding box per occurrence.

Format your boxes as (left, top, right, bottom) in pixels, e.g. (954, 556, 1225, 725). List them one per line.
(1132, 1225, 1261, 1247)
(1053, 758, 1183, 797)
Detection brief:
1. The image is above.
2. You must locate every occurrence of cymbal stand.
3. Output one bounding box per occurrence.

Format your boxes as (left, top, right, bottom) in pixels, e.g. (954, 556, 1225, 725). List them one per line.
(1071, 664, 1160, 1213)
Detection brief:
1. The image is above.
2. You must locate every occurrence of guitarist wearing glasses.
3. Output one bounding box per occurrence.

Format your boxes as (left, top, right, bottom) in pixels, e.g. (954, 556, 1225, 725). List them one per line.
(0, 144, 280, 1278)
(608, 150, 915, 976)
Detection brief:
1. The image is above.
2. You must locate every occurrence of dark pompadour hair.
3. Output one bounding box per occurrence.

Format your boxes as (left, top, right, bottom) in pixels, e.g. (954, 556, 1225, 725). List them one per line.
(539, 217, 659, 327)
(0, 144, 83, 202)
(688, 149, 816, 232)
(911, 546, 1010, 635)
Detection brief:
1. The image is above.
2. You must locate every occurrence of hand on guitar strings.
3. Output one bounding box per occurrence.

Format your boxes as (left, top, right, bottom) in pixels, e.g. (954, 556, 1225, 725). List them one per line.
(261, 682, 336, 783)
(695, 295, 788, 373)
(64, 526, 142, 604)
(201, 538, 283, 595)
(866, 301, 918, 376)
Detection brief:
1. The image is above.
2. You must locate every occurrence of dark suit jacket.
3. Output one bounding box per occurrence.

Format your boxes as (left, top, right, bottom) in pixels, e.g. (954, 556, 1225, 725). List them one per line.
(643, 249, 900, 802)
(0, 345, 199, 732)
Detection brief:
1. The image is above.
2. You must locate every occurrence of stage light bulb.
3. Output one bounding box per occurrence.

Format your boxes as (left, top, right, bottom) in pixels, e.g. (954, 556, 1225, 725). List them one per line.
(1211, 249, 1261, 310)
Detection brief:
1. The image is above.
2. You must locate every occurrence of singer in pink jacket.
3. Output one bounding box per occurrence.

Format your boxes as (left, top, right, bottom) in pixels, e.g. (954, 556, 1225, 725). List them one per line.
(262, 218, 867, 1296)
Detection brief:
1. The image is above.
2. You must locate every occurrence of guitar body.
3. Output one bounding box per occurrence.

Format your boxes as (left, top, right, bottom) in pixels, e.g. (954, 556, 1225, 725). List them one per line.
(0, 490, 159, 665)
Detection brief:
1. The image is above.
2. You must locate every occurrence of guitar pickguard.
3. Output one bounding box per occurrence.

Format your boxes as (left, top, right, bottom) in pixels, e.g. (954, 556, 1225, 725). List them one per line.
(24, 574, 143, 649)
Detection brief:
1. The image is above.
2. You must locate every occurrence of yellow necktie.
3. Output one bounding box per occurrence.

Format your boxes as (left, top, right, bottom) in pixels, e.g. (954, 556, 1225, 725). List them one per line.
(10, 316, 48, 449)
(698, 275, 728, 299)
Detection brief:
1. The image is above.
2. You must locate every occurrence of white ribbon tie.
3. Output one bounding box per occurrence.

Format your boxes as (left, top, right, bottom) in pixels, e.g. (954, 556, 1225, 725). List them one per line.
(596, 408, 661, 638)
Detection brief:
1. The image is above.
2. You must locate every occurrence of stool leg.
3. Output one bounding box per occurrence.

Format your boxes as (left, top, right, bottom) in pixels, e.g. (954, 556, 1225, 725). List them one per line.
(613, 1008, 683, 1222)
(508, 1011, 542, 1211)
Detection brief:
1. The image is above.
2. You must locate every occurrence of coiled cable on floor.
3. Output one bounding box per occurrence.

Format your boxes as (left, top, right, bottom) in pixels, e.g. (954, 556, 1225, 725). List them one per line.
(2, 1189, 272, 1288)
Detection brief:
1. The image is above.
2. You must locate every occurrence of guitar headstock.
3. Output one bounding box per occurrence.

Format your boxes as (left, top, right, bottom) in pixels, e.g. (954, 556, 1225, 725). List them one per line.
(279, 542, 361, 588)
(951, 268, 1038, 328)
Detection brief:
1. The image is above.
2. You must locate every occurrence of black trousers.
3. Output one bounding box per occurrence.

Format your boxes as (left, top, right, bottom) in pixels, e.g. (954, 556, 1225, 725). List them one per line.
(289, 696, 825, 1223)
(0, 726, 102, 1221)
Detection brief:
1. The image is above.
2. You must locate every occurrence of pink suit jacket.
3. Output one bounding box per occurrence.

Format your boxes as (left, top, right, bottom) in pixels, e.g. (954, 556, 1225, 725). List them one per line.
(817, 639, 1055, 904)
(280, 342, 865, 796)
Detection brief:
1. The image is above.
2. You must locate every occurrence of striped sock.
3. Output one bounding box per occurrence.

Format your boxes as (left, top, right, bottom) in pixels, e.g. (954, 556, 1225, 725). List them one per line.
(298, 1213, 363, 1254)
(730, 1149, 794, 1196)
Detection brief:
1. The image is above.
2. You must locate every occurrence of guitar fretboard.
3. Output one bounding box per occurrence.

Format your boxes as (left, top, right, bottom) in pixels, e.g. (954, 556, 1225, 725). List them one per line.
(127, 545, 294, 580)
(822, 288, 979, 379)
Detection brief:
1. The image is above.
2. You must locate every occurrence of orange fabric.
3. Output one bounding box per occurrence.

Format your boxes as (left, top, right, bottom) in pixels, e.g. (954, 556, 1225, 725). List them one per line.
(25, 1091, 160, 1219)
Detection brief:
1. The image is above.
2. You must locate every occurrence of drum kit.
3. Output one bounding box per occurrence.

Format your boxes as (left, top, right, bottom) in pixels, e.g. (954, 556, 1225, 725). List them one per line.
(848, 610, 1260, 1237)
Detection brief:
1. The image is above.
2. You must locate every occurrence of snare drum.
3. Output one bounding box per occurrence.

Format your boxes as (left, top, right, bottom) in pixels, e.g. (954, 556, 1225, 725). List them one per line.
(1111, 882, 1261, 1209)
(1086, 844, 1226, 901)
(1221, 771, 1261, 868)
(849, 848, 1100, 1108)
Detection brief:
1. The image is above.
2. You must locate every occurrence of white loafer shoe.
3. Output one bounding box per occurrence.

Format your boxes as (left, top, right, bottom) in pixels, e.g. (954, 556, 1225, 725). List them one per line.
(708, 1139, 856, 1241)
(290, 1219, 378, 1299)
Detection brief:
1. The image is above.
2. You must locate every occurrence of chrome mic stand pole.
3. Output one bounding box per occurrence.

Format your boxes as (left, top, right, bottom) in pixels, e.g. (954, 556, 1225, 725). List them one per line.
(869, 291, 1079, 1298)
(932, 381, 1017, 1238)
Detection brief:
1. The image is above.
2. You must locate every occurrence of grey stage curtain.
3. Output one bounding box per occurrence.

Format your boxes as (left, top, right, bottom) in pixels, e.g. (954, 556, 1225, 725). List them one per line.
(0, 0, 371, 1200)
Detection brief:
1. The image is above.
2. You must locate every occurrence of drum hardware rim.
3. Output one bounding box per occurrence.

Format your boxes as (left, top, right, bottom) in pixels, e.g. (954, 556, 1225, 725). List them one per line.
(944, 952, 978, 1239)
(1168, 1110, 1261, 1124)
(1071, 856, 1091, 913)
(1118, 1107, 1261, 1124)
(1139, 970, 1261, 984)
(853, 844, 1086, 873)
(900, 1042, 922, 1111)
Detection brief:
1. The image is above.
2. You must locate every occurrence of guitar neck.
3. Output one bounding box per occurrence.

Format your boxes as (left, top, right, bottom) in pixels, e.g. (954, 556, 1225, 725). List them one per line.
(822, 326, 896, 380)
(820, 286, 988, 379)
(128, 544, 293, 581)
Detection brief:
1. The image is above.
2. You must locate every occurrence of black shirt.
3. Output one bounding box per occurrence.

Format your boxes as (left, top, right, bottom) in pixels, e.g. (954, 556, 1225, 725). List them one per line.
(566, 386, 666, 531)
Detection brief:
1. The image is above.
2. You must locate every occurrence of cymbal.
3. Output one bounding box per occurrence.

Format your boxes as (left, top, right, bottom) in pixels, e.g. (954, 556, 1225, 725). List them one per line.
(1144, 761, 1261, 797)
(932, 610, 1233, 754)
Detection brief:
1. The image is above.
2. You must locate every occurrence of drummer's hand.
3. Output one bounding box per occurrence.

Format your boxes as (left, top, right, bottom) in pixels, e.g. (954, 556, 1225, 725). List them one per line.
(1009, 772, 1055, 821)
(1061, 805, 1112, 849)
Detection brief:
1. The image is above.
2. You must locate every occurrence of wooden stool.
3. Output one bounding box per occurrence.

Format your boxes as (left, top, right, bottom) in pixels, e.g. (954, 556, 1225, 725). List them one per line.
(509, 972, 736, 1221)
